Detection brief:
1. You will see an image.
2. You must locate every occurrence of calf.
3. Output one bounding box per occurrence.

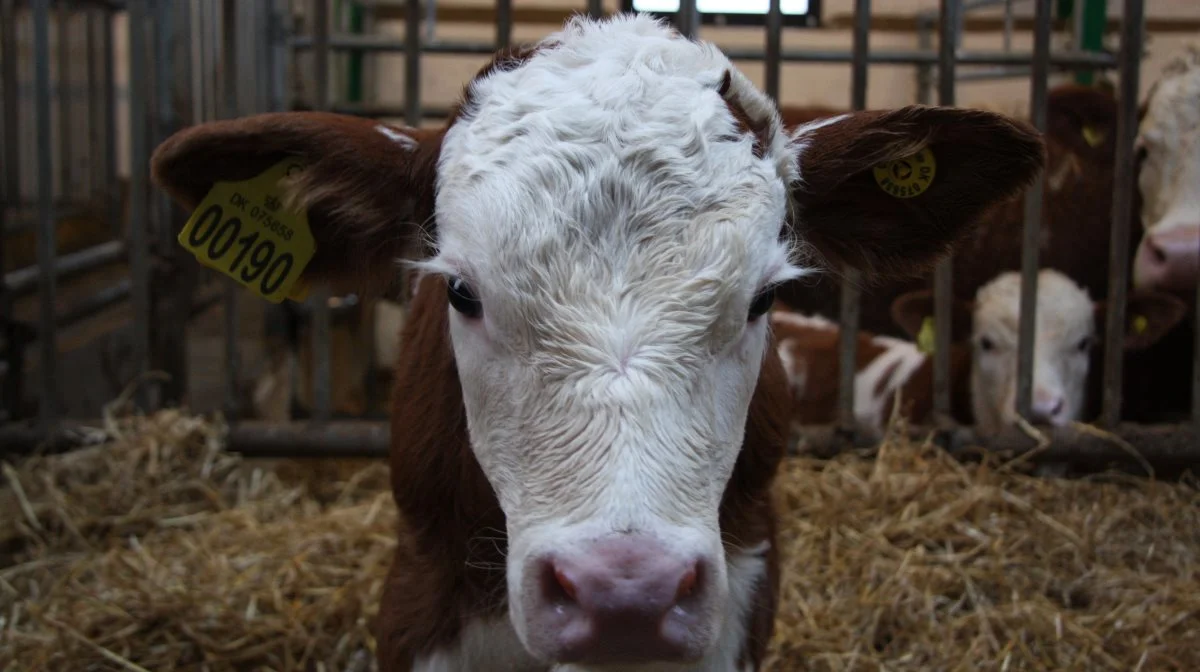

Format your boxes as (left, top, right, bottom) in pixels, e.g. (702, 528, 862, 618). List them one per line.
(149, 14, 1043, 671)
(772, 269, 1184, 437)
(1132, 46, 1200, 295)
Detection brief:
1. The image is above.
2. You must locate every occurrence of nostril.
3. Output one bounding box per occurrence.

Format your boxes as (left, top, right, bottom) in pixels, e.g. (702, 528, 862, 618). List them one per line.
(1150, 240, 1169, 265)
(674, 566, 698, 601)
(554, 566, 578, 602)
(1051, 398, 1065, 417)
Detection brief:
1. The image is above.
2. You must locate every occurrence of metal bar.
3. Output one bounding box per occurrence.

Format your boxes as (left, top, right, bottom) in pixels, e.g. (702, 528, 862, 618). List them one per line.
(764, 0, 781, 102)
(404, 0, 421, 126)
(288, 36, 1120, 69)
(33, 0, 57, 432)
(424, 0, 435, 43)
(495, 0, 511, 50)
(587, 0, 602, 19)
(1194, 279, 1200, 432)
(57, 0, 71, 198)
(677, 0, 697, 38)
(933, 0, 959, 423)
(311, 0, 333, 422)
(1015, 0, 1052, 421)
(5, 240, 126, 296)
(915, 17, 933, 105)
(1100, 0, 1143, 428)
(1, 0, 18, 420)
(221, 0, 240, 418)
(86, 8, 101, 198)
(1003, 0, 1013, 51)
(128, 0, 150, 409)
(787, 423, 1200, 466)
(102, 4, 117, 239)
(836, 0, 870, 437)
(327, 102, 453, 119)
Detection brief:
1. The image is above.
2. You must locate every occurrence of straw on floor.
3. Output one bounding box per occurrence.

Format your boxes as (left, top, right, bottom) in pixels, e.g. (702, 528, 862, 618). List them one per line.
(2, 408, 1198, 671)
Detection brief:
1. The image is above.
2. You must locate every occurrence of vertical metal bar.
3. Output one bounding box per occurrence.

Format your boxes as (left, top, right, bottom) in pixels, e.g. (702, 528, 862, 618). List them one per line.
(933, 0, 958, 422)
(1, 0, 18, 419)
(677, 0, 697, 39)
(916, 17, 933, 105)
(128, 0, 151, 408)
(424, 0, 436, 44)
(33, 0, 58, 432)
(764, 0, 782, 102)
(1194, 280, 1200, 432)
(221, 0, 241, 418)
(311, 0, 333, 422)
(405, 0, 421, 127)
(155, 0, 175, 244)
(86, 8, 101, 198)
(837, 0, 870, 435)
(587, 0, 603, 19)
(1003, 0, 1014, 52)
(1015, 0, 1051, 421)
(496, 0, 512, 50)
(57, 0, 71, 199)
(1100, 0, 1143, 427)
(102, 5, 118, 238)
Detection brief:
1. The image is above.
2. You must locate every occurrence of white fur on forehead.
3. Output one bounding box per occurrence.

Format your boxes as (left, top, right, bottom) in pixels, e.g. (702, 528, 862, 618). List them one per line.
(972, 270, 1095, 344)
(428, 14, 807, 354)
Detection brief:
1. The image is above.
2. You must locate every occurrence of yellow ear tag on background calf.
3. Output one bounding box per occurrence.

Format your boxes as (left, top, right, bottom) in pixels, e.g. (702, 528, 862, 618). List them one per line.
(177, 159, 315, 304)
(917, 316, 937, 354)
(873, 147, 936, 199)
(1133, 314, 1148, 335)
(1082, 124, 1106, 148)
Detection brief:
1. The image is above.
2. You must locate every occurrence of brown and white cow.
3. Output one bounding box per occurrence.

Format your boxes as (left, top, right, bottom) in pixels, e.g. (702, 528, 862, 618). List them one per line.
(775, 74, 1199, 424)
(149, 15, 1044, 671)
(1132, 46, 1200, 295)
(771, 269, 1184, 438)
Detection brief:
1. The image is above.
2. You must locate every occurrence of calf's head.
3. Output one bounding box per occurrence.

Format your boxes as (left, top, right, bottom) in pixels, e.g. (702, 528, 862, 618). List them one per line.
(894, 269, 1184, 436)
(151, 14, 1044, 666)
(1133, 47, 1200, 294)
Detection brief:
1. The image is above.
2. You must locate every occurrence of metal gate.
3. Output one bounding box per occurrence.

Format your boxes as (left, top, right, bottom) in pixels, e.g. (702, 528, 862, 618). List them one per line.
(2, 0, 1195, 468)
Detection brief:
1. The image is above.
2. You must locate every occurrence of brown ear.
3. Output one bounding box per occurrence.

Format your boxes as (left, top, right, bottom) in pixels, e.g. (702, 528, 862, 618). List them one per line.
(789, 105, 1045, 281)
(1045, 84, 1117, 164)
(150, 112, 442, 290)
(1095, 290, 1189, 351)
(890, 289, 974, 342)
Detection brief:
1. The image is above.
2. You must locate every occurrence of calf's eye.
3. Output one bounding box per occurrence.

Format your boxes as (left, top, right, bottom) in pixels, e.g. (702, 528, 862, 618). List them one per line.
(448, 277, 483, 319)
(978, 336, 995, 352)
(1077, 336, 1093, 352)
(748, 286, 776, 321)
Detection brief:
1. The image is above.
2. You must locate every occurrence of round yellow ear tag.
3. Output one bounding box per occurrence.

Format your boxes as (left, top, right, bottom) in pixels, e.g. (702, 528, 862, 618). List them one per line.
(873, 147, 936, 199)
(917, 316, 937, 354)
(1133, 314, 1148, 335)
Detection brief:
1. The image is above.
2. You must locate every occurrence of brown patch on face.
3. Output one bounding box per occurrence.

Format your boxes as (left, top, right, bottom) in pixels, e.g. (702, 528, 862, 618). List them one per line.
(717, 70, 769, 159)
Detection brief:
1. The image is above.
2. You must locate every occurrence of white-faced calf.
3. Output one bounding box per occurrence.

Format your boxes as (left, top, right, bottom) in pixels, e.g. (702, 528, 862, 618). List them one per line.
(150, 14, 1045, 672)
(773, 269, 1184, 437)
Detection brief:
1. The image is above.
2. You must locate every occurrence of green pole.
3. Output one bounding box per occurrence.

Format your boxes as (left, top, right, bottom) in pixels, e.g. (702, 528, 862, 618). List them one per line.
(1075, 0, 1107, 86)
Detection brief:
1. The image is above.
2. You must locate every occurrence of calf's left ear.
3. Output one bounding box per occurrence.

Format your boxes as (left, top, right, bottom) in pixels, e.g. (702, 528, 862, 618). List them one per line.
(789, 106, 1045, 281)
(151, 112, 443, 292)
(1094, 290, 1189, 351)
(889, 289, 974, 344)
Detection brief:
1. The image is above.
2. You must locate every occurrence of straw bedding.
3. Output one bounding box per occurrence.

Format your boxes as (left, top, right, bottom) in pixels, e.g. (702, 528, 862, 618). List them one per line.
(2, 410, 1199, 671)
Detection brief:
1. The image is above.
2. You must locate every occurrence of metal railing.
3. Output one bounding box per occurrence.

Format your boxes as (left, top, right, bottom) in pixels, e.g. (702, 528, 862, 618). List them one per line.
(3, 0, 1195, 469)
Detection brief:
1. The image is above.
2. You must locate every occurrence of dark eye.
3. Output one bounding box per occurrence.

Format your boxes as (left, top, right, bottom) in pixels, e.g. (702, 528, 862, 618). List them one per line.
(748, 285, 776, 321)
(447, 276, 483, 318)
(978, 336, 995, 352)
(1077, 336, 1093, 352)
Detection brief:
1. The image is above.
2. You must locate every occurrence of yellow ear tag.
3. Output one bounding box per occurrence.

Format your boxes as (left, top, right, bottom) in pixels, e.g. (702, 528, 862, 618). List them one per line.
(1082, 124, 1106, 148)
(177, 159, 315, 304)
(873, 147, 936, 199)
(1133, 314, 1148, 335)
(917, 316, 937, 354)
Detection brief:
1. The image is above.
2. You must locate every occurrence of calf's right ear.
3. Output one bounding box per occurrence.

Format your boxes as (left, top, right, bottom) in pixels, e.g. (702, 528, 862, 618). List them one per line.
(151, 112, 443, 291)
